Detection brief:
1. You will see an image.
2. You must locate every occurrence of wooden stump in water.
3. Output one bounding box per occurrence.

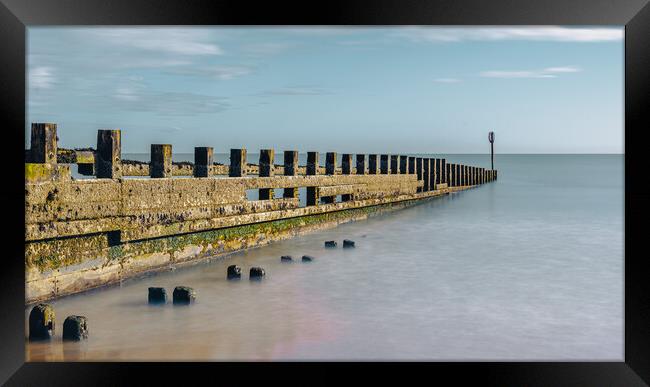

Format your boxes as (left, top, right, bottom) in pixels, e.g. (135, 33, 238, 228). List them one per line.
(227, 265, 242, 279)
(62, 315, 88, 341)
(29, 303, 55, 341)
(173, 286, 196, 305)
(148, 287, 167, 304)
(250, 267, 266, 279)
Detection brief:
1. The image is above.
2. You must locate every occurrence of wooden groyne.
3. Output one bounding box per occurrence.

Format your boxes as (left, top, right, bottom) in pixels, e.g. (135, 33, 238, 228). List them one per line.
(24, 123, 498, 304)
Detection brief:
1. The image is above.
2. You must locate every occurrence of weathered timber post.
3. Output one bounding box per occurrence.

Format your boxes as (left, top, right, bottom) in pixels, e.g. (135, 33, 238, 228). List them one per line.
(259, 149, 274, 177)
(194, 147, 213, 178)
(408, 157, 415, 174)
(390, 155, 399, 174)
(283, 150, 298, 199)
(446, 163, 453, 187)
(423, 158, 430, 191)
(380, 155, 389, 174)
(96, 129, 122, 179)
(259, 149, 274, 200)
(451, 164, 457, 187)
(399, 155, 408, 174)
(341, 154, 352, 175)
(441, 159, 447, 185)
(341, 153, 353, 201)
(435, 159, 442, 185)
(30, 123, 57, 164)
(368, 154, 378, 174)
(322, 152, 337, 203)
(306, 151, 319, 176)
(150, 144, 172, 178)
(26, 122, 69, 182)
(459, 165, 463, 186)
(460, 164, 467, 187)
(429, 158, 436, 190)
(356, 154, 366, 175)
(229, 148, 247, 177)
(326, 152, 337, 175)
(306, 151, 319, 206)
(416, 157, 423, 192)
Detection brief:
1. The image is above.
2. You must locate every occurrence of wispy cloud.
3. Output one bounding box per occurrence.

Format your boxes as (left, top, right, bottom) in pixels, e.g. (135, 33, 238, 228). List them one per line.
(257, 86, 331, 96)
(166, 65, 254, 80)
(480, 65, 582, 79)
(29, 66, 56, 89)
(242, 42, 294, 56)
(89, 28, 222, 56)
(110, 79, 229, 115)
(434, 78, 461, 83)
(391, 27, 623, 43)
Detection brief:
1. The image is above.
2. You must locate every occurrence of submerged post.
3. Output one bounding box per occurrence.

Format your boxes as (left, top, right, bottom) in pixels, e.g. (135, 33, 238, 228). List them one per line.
(356, 154, 366, 175)
(229, 148, 247, 177)
(259, 149, 274, 200)
(283, 150, 298, 199)
(150, 144, 172, 178)
(96, 129, 122, 179)
(194, 147, 213, 178)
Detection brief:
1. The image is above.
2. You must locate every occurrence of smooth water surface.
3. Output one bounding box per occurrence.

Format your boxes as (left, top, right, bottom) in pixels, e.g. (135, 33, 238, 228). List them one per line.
(27, 154, 623, 361)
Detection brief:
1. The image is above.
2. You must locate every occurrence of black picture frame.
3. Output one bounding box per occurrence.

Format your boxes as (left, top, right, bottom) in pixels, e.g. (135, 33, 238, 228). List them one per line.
(1, 0, 648, 384)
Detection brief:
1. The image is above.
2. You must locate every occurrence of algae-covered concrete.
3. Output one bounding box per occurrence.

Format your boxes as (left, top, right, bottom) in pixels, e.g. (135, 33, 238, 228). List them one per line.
(25, 124, 496, 304)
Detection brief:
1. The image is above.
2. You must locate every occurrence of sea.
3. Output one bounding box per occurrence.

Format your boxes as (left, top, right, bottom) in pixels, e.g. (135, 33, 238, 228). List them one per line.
(25, 154, 623, 361)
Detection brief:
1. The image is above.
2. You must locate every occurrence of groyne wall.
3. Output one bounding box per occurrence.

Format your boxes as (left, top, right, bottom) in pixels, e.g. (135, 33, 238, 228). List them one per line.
(25, 123, 497, 303)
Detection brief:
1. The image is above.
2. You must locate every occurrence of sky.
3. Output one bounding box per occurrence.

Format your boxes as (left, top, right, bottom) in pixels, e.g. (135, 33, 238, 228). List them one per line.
(27, 27, 624, 154)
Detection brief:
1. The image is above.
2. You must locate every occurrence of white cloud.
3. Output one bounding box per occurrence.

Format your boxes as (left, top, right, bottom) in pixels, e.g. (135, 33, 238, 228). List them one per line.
(258, 86, 330, 96)
(167, 65, 253, 80)
(90, 28, 223, 55)
(391, 27, 623, 43)
(480, 66, 582, 79)
(434, 78, 461, 83)
(242, 42, 294, 56)
(29, 66, 56, 89)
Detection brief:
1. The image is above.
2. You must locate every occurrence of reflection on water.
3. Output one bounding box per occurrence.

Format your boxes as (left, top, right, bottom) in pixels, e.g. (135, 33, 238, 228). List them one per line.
(27, 155, 623, 361)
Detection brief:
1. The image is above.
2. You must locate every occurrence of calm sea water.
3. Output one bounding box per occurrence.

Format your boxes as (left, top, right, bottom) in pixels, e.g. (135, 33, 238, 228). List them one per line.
(27, 154, 623, 361)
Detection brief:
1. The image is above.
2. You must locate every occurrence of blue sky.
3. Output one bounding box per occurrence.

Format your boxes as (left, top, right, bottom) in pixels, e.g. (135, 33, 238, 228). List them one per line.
(27, 27, 623, 154)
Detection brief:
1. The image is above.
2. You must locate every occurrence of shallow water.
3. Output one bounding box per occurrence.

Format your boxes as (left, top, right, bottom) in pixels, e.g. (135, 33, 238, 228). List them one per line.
(27, 154, 623, 361)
